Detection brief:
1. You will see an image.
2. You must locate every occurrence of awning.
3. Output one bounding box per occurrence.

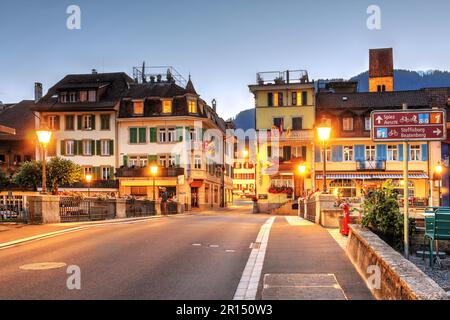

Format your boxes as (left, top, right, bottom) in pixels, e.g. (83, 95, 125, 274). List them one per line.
(190, 180, 204, 188)
(316, 173, 429, 180)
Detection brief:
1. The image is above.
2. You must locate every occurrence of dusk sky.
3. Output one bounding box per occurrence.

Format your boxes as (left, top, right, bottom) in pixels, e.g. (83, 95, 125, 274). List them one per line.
(1, 0, 450, 119)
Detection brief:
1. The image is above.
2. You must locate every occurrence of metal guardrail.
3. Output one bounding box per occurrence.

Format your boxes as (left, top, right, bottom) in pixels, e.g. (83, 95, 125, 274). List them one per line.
(59, 197, 116, 223)
(126, 199, 156, 217)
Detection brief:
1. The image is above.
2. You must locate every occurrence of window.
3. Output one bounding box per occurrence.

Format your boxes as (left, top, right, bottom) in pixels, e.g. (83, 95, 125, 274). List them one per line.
(325, 148, 331, 162)
(194, 155, 201, 169)
(13, 155, 21, 164)
(410, 145, 421, 161)
(301, 91, 308, 106)
(343, 146, 354, 162)
(365, 146, 376, 161)
(65, 140, 75, 156)
(100, 115, 110, 130)
(159, 128, 167, 142)
(101, 167, 111, 180)
(168, 155, 176, 167)
(292, 117, 303, 130)
(24, 155, 32, 162)
(190, 128, 197, 141)
(84, 167, 93, 177)
(168, 128, 176, 142)
(69, 92, 77, 102)
(139, 157, 148, 167)
(188, 100, 197, 113)
(128, 155, 147, 167)
(365, 117, 371, 131)
(83, 115, 93, 130)
(267, 92, 274, 107)
(79, 91, 87, 102)
(65, 115, 74, 131)
(292, 92, 298, 106)
(60, 92, 67, 103)
(277, 92, 283, 106)
(133, 101, 144, 115)
(291, 146, 305, 159)
(387, 145, 398, 161)
(88, 90, 96, 102)
(100, 140, 111, 156)
(48, 116, 59, 130)
(82, 140, 93, 156)
(162, 100, 172, 114)
(159, 155, 167, 167)
(273, 117, 283, 129)
(131, 187, 147, 196)
(342, 117, 354, 131)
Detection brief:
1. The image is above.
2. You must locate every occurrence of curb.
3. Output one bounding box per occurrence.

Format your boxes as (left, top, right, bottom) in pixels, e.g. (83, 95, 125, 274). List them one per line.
(0, 214, 188, 250)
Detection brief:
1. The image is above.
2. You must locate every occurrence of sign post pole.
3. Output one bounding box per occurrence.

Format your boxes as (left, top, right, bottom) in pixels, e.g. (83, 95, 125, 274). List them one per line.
(402, 103, 409, 259)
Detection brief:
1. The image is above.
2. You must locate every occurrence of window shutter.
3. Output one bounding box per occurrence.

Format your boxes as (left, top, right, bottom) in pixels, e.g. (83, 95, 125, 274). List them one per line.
(422, 144, 428, 161)
(55, 116, 60, 130)
(398, 144, 404, 161)
(96, 140, 101, 156)
(60, 140, 66, 156)
(148, 154, 157, 164)
(130, 128, 137, 144)
(301, 146, 307, 161)
(123, 155, 128, 167)
(138, 128, 147, 143)
(376, 145, 387, 161)
(407, 145, 411, 161)
(91, 140, 95, 154)
(77, 115, 82, 130)
(93, 167, 101, 180)
(315, 146, 321, 162)
(109, 140, 114, 155)
(149, 128, 157, 143)
(283, 146, 291, 161)
(176, 127, 183, 142)
(355, 145, 365, 162)
(175, 154, 181, 167)
(331, 146, 339, 162)
(91, 115, 96, 130)
(185, 127, 191, 140)
(267, 146, 272, 158)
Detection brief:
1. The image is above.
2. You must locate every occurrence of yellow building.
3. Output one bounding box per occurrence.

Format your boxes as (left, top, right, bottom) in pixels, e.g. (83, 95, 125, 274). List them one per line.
(249, 70, 315, 212)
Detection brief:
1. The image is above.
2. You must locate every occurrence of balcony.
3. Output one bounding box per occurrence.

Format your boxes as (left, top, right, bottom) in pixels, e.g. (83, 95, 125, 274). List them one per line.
(60, 180, 119, 189)
(356, 161, 386, 171)
(116, 166, 185, 178)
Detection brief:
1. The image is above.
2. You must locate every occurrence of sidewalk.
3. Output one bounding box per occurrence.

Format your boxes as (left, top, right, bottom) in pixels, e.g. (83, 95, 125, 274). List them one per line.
(259, 216, 373, 300)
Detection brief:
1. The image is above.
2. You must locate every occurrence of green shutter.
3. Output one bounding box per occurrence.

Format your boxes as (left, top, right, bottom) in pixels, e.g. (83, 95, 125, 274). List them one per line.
(176, 127, 183, 142)
(175, 154, 181, 167)
(185, 127, 191, 140)
(91, 115, 96, 130)
(139, 127, 147, 143)
(148, 154, 157, 164)
(123, 155, 129, 167)
(91, 140, 95, 155)
(60, 140, 66, 156)
(93, 167, 101, 180)
(76, 141, 83, 155)
(130, 128, 138, 144)
(149, 127, 157, 143)
(96, 140, 101, 155)
(77, 115, 82, 130)
(109, 140, 114, 155)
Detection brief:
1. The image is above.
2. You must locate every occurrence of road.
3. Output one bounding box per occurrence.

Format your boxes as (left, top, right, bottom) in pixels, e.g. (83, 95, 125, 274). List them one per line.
(0, 205, 372, 300)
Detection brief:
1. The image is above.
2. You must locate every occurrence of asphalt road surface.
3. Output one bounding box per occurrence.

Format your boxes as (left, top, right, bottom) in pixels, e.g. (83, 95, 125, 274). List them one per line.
(0, 207, 372, 300)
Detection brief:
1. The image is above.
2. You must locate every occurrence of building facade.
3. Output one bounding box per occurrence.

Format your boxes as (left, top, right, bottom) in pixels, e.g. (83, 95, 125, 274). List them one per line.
(115, 75, 234, 209)
(233, 150, 256, 198)
(250, 70, 315, 212)
(33, 72, 134, 188)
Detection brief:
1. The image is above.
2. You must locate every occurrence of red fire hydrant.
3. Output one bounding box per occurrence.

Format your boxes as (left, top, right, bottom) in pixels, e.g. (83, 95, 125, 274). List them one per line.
(340, 202, 350, 236)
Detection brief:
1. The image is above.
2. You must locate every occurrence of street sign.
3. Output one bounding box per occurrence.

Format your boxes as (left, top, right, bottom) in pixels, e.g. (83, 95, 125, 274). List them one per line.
(371, 109, 447, 142)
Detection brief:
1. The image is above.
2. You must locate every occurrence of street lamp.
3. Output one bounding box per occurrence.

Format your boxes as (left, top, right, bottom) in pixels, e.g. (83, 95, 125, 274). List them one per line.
(317, 119, 331, 194)
(242, 149, 249, 158)
(297, 163, 307, 197)
(150, 165, 158, 201)
(435, 162, 443, 207)
(85, 174, 93, 197)
(36, 130, 52, 194)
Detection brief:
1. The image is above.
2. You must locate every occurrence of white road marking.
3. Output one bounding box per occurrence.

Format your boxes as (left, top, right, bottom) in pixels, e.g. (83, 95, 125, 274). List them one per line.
(192, 244, 202, 247)
(234, 217, 276, 300)
(225, 250, 236, 253)
(19, 262, 67, 271)
(209, 245, 220, 248)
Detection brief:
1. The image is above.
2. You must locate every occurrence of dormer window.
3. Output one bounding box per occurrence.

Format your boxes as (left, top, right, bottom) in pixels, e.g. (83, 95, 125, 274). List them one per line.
(188, 100, 197, 114)
(69, 92, 77, 103)
(79, 91, 88, 102)
(162, 100, 172, 114)
(342, 117, 354, 131)
(60, 92, 68, 103)
(133, 100, 144, 115)
(88, 90, 97, 102)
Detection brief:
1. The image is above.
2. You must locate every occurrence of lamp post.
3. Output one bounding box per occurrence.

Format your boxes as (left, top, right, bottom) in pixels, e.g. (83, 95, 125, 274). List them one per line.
(317, 120, 331, 194)
(150, 165, 158, 201)
(85, 174, 93, 197)
(435, 162, 443, 207)
(36, 130, 52, 194)
(297, 163, 307, 198)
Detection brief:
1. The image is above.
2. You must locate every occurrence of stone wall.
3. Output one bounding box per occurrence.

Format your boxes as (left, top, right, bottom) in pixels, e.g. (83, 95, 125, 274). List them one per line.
(347, 224, 448, 300)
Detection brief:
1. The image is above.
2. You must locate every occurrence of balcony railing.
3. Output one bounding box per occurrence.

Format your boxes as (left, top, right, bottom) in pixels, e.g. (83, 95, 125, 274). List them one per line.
(60, 180, 119, 189)
(356, 161, 386, 171)
(116, 166, 184, 178)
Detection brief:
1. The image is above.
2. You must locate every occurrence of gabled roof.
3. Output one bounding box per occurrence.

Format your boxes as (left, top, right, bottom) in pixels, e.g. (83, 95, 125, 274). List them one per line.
(34, 72, 134, 112)
(0, 100, 36, 141)
(124, 82, 191, 99)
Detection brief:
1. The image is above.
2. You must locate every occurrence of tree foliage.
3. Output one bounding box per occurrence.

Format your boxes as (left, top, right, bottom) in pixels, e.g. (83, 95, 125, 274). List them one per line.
(13, 158, 83, 194)
(361, 180, 415, 252)
(0, 168, 8, 189)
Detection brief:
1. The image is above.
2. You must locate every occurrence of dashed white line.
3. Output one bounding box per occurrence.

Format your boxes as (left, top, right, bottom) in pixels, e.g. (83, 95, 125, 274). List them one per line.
(234, 217, 276, 300)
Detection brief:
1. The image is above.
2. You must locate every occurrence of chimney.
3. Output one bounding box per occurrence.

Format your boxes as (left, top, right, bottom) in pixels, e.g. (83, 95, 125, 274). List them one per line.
(212, 99, 217, 112)
(92, 69, 98, 74)
(34, 82, 43, 103)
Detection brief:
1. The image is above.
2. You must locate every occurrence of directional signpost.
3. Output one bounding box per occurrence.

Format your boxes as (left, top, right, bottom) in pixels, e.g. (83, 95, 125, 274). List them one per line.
(371, 108, 447, 259)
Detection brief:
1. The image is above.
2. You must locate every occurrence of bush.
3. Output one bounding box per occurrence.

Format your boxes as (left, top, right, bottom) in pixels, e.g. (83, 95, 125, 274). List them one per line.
(0, 168, 8, 189)
(361, 180, 415, 252)
(13, 161, 42, 191)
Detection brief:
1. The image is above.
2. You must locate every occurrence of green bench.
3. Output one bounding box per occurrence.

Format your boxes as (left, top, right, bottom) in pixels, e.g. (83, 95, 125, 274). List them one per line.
(423, 207, 450, 267)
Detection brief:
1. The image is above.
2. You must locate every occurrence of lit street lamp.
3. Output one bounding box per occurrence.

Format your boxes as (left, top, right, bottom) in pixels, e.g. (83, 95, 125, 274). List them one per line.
(435, 162, 443, 207)
(85, 174, 93, 197)
(150, 165, 158, 201)
(317, 119, 331, 194)
(36, 130, 52, 194)
(297, 163, 307, 197)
